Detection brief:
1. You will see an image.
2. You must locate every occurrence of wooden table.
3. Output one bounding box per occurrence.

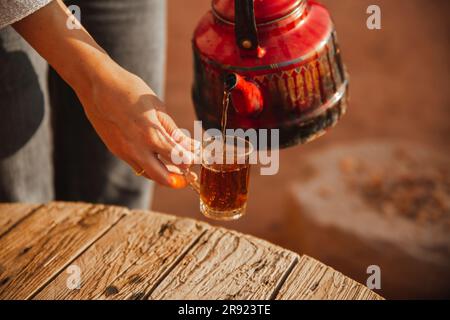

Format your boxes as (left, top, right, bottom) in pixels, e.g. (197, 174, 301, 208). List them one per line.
(0, 202, 382, 300)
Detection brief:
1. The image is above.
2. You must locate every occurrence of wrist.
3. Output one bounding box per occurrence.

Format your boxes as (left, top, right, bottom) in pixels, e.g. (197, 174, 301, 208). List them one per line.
(70, 51, 116, 100)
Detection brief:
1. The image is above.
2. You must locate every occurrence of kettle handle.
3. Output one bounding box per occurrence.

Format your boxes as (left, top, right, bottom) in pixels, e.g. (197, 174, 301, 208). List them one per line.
(235, 0, 260, 52)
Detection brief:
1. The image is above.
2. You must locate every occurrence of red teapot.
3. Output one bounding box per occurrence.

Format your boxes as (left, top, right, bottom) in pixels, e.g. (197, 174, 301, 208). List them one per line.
(192, 0, 349, 148)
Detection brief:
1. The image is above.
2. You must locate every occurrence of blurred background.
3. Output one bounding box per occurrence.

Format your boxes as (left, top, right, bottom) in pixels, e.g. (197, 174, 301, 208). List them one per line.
(153, 0, 450, 299)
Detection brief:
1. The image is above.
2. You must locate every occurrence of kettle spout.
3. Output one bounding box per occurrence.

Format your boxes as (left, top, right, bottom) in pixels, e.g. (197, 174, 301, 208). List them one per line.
(224, 73, 263, 116)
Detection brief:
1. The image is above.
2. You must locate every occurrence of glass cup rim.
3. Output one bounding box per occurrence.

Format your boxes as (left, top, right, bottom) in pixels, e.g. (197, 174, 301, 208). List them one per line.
(202, 135, 255, 157)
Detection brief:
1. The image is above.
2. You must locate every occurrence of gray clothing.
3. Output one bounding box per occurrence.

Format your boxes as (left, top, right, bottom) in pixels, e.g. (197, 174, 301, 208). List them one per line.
(0, 0, 52, 29)
(0, 0, 167, 209)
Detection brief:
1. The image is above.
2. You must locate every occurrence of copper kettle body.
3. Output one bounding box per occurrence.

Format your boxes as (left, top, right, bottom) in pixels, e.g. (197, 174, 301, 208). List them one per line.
(192, 0, 349, 148)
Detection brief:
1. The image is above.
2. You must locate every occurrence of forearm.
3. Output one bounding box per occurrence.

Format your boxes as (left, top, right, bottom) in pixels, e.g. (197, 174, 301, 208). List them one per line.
(12, 0, 112, 98)
(10, 0, 192, 188)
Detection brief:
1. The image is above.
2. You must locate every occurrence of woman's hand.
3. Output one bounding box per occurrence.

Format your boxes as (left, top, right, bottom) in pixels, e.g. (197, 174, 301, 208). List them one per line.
(78, 62, 196, 188)
(13, 0, 196, 188)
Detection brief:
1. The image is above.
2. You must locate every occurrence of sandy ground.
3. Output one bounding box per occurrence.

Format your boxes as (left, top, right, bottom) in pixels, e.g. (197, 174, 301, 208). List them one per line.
(153, 0, 450, 291)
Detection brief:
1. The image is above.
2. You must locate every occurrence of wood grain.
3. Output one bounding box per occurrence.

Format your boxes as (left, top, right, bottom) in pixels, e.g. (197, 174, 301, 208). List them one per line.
(0, 202, 383, 301)
(35, 211, 208, 300)
(0, 203, 41, 238)
(276, 256, 383, 300)
(0, 202, 125, 299)
(150, 228, 299, 300)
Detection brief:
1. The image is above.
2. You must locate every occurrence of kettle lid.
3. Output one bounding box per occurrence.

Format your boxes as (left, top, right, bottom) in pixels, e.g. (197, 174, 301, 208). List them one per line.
(212, 0, 305, 24)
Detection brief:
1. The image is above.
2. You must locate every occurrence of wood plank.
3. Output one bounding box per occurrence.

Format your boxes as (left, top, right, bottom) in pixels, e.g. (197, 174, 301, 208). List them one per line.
(35, 211, 209, 300)
(150, 228, 299, 300)
(276, 256, 383, 300)
(0, 202, 126, 299)
(0, 203, 41, 238)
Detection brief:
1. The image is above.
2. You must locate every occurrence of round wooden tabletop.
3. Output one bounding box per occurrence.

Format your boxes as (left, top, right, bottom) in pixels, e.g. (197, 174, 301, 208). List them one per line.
(0, 202, 382, 300)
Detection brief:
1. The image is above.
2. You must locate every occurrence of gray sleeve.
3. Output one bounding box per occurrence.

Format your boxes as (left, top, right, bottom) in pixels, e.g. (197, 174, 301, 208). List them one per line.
(0, 0, 53, 29)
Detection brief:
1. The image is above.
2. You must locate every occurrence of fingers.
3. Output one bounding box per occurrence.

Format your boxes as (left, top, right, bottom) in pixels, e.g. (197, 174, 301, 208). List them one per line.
(150, 114, 200, 168)
(150, 129, 194, 168)
(133, 153, 188, 189)
(172, 129, 201, 156)
(127, 109, 200, 187)
(157, 111, 200, 151)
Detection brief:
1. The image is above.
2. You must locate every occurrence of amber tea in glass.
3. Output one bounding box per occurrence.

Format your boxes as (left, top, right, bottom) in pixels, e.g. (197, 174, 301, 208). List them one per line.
(186, 136, 253, 221)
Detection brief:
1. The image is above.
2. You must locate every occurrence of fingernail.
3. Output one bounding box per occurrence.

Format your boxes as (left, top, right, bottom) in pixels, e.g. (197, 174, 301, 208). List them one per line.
(169, 174, 188, 189)
(172, 130, 183, 143)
